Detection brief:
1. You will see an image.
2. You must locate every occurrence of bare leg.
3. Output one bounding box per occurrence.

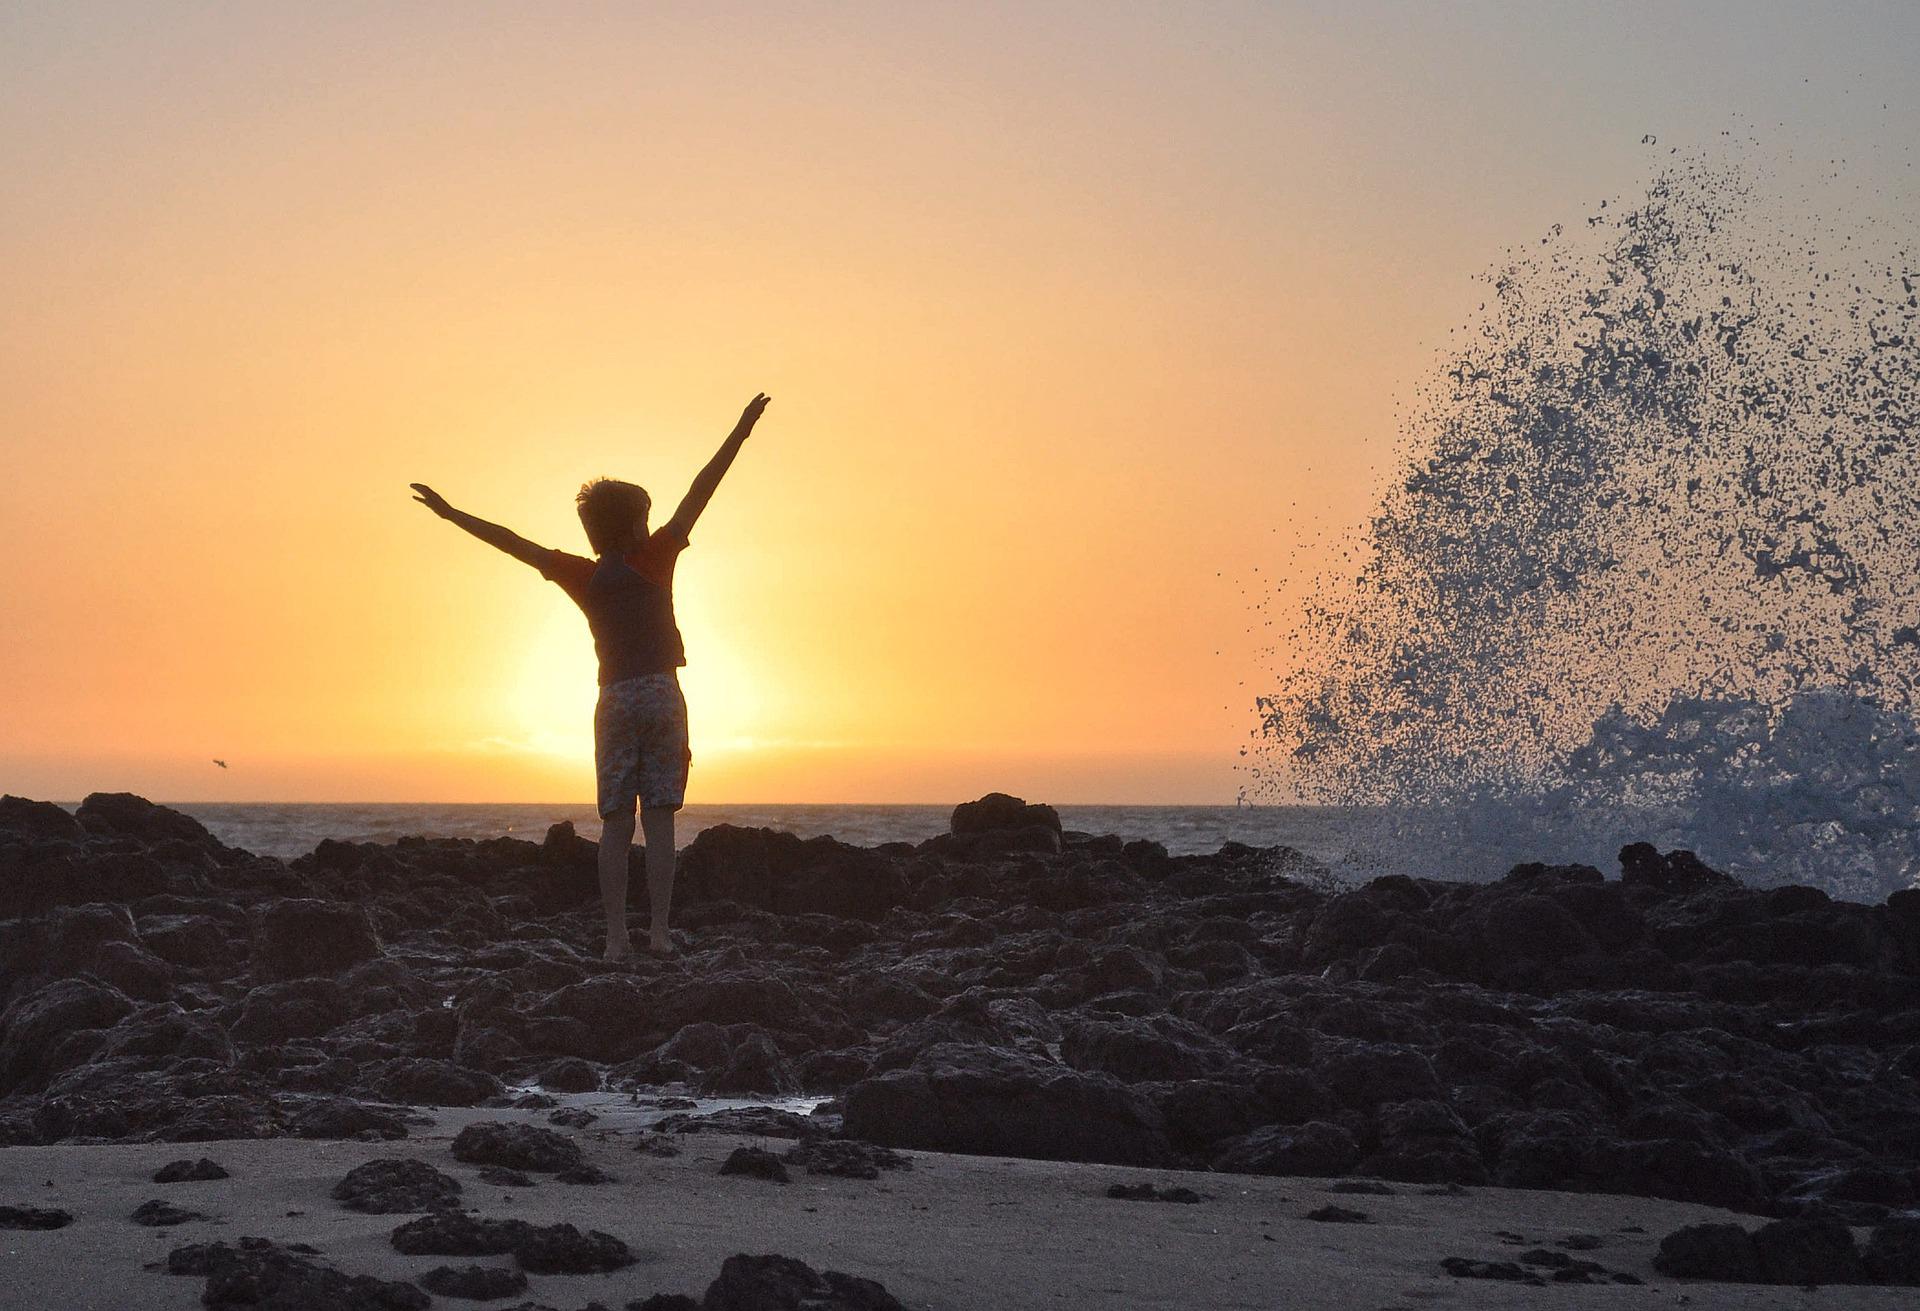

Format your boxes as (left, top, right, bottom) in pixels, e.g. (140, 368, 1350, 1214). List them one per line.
(640, 806, 676, 954)
(598, 812, 636, 962)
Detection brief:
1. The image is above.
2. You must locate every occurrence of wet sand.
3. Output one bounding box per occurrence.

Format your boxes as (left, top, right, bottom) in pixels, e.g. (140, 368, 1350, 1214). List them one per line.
(0, 1105, 1900, 1309)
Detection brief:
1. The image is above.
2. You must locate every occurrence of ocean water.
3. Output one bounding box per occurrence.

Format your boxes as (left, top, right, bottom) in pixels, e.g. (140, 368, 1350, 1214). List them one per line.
(167, 801, 1364, 866)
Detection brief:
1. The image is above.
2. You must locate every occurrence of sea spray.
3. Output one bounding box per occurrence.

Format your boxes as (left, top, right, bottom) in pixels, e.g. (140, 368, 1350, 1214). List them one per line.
(1250, 147, 1920, 899)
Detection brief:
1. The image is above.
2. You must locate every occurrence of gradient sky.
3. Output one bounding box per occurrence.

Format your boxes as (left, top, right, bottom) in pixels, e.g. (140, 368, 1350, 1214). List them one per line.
(3, 2, 1916, 804)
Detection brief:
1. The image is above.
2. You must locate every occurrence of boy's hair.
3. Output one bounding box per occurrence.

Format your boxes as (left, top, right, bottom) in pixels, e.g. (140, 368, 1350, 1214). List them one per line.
(576, 478, 651, 555)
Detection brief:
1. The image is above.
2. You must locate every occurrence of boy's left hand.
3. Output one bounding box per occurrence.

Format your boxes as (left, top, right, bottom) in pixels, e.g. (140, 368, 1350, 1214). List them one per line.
(410, 483, 453, 518)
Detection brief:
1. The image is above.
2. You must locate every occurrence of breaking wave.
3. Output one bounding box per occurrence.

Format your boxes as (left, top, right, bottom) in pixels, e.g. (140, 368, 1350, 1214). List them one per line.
(1250, 146, 1920, 899)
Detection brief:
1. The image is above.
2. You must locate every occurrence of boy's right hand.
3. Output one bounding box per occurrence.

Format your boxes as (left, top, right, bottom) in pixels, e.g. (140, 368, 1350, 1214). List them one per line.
(410, 483, 453, 518)
(738, 392, 771, 431)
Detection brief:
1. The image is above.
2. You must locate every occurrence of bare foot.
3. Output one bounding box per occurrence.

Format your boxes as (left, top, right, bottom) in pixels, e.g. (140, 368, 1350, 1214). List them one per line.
(644, 939, 676, 960)
(603, 940, 634, 964)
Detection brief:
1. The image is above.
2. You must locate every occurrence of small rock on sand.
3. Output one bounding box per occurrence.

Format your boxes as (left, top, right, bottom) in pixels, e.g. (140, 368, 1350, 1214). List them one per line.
(132, 1198, 209, 1226)
(1107, 1182, 1202, 1203)
(1305, 1205, 1371, 1223)
(702, 1253, 905, 1311)
(421, 1263, 529, 1299)
(331, 1158, 462, 1214)
(719, 1147, 790, 1183)
(452, 1122, 584, 1174)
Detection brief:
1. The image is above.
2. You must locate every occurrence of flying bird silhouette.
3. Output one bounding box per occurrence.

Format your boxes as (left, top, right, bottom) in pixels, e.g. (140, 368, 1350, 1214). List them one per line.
(212, 759, 228, 769)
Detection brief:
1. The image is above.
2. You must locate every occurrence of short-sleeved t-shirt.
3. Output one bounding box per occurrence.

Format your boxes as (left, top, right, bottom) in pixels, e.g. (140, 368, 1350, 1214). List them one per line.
(540, 525, 690, 685)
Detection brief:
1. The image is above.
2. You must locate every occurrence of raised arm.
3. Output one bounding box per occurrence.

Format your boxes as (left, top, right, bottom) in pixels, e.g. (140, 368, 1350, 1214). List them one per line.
(666, 393, 771, 537)
(410, 484, 550, 569)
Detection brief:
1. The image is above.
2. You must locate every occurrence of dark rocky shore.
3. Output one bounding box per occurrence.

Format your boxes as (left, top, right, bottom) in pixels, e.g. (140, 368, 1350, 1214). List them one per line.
(4, 789, 1920, 1245)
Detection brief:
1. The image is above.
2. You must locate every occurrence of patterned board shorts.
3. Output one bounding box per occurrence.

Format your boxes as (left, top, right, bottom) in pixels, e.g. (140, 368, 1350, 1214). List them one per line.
(593, 671, 691, 817)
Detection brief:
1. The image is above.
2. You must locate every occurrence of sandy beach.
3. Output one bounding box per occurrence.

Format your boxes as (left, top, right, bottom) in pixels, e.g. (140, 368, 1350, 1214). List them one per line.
(1, 1104, 1906, 1309)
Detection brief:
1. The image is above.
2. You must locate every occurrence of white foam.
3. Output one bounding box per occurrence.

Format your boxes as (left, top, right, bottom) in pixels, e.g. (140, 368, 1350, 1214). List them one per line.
(1252, 146, 1920, 899)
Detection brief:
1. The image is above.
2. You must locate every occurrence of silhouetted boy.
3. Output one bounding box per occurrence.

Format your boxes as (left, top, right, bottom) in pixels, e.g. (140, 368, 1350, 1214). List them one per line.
(411, 392, 771, 960)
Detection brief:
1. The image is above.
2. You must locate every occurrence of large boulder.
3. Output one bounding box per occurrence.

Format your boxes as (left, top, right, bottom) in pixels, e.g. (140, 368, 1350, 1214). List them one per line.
(228, 979, 349, 1045)
(249, 899, 382, 980)
(1863, 1219, 1920, 1286)
(136, 914, 236, 971)
(1654, 1223, 1764, 1281)
(841, 1043, 1171, 1166)
(0, 977, 136, 1094)
(949, 793, 1062, 837)
(1060, 1015, 1237, 1083)
(1619, 843, 1736, 895)
(0, 796, 82, 841)
(360, 1058, 499, 1107)
(1211, 1121, 1361, 1177)
(942, 793, 1064, 856)
(701, 1030, 800, 1097)
(74, 793, 218, 846)
(1752, 1218, 1865, 1286)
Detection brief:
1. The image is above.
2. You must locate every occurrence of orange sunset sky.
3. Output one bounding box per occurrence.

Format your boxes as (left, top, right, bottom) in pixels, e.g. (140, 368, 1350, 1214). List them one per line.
(3, 4, 1914, 804)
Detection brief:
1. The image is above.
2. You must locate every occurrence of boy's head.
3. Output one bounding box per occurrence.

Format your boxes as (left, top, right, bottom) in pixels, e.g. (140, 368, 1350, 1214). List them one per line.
(576, 478, 651, 556)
